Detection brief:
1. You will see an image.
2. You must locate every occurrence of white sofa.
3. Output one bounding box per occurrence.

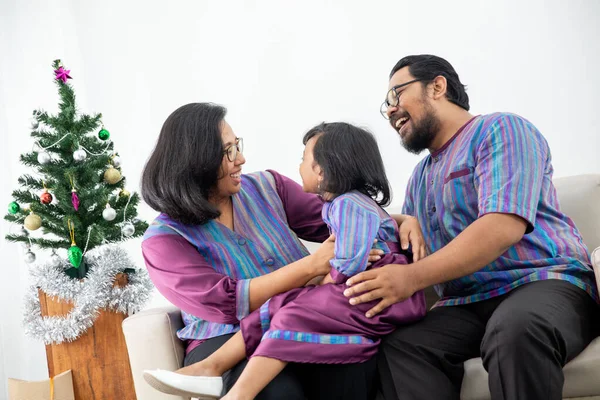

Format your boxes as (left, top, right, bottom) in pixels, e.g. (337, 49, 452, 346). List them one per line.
(123, 174, 600, 400)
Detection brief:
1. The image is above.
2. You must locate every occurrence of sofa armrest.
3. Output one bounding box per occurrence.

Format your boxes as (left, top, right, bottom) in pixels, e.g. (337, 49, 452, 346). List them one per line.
(122, 306, 188, 400)
(592, 246, 600, 295)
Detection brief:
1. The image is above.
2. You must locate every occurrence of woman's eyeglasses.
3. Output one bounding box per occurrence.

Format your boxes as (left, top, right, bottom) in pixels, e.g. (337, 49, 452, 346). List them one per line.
(223, 137, 243, 162)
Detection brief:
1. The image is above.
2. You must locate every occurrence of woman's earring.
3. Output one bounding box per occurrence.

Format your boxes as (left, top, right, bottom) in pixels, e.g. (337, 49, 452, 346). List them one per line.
(317, 179, 321, 191)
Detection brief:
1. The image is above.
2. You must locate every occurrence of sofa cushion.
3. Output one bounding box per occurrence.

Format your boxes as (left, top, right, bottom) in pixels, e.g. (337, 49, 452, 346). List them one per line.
(122, 307, 187, 400)
(460, 337, 600, 400)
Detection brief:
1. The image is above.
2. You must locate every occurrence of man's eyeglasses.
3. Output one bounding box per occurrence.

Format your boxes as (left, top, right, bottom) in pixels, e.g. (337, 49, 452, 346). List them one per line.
(223, 137, 243, 162)
(379, 79, 424, 120)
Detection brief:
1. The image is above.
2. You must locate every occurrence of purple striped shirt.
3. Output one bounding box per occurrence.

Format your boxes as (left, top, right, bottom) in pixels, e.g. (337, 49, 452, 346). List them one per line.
(323, 191, 399, 283)
(403, 113, 598, 306)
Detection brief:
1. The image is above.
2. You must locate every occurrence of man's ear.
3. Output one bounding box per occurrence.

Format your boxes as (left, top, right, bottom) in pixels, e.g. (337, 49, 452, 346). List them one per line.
(431, 75, 448, 100)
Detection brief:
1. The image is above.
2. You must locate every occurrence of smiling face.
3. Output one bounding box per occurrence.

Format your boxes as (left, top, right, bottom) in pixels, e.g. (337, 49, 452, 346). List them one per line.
(299, 135, 323, 194)
(386, 67, 441, 154)
(213, 121, 246, 200)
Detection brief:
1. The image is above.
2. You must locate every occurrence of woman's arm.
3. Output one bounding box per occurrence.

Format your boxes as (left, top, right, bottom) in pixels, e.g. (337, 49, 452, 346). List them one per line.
(143, 234, 334, 323)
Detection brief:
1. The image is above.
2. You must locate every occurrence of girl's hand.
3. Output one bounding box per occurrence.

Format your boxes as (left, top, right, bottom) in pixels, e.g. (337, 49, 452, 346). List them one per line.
(399, 216, 427, 262)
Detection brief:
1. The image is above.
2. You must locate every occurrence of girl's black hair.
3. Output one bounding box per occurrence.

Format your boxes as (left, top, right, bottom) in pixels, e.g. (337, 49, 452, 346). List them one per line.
(141, 102, 226, 225)
(303, 122, 391, 207)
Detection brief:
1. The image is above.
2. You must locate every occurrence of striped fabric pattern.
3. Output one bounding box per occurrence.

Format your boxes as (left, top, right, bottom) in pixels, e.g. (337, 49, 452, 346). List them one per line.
(323, 191, 397, 283)
(259, 299, 271, 334)
(403, 113, 598, 306)
(143, 171, 311, 340)
(262, 330, 374, 345)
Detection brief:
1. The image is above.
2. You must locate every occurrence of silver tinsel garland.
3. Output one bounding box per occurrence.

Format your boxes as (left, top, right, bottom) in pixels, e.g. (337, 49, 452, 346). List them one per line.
(23, 245, 154, 345)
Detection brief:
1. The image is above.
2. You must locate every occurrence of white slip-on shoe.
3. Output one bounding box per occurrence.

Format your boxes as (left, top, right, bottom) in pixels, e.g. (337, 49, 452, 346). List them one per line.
(143, 369, 223, 399)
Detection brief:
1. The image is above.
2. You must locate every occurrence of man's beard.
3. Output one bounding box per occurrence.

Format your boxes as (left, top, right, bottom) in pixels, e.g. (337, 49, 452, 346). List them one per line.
(401, 104, 441, 154)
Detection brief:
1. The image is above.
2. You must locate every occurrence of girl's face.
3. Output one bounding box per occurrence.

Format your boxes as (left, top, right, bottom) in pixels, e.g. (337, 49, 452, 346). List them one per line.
(213, 121, 246, 201)
(299, 136, 323, 194)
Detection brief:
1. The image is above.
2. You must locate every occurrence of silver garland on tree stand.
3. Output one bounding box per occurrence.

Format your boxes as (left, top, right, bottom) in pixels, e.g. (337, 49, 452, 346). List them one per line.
(23, 245, 154, 344)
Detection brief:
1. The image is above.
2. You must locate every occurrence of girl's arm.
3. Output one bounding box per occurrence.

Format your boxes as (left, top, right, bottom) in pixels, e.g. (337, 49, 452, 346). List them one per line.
(327, 196, 382, 284)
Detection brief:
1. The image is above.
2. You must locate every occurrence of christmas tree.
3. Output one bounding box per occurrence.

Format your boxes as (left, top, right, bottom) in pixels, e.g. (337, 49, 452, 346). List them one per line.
(4, 59, 148, 279)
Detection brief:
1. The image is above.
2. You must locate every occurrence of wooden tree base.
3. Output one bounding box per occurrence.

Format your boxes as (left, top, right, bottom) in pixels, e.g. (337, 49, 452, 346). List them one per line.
(38, 273, 137, 400)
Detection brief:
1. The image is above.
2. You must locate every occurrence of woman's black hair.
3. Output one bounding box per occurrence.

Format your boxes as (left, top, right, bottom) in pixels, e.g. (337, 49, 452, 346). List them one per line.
(141, 102, 226, 225)
(303, 122, 391, 207)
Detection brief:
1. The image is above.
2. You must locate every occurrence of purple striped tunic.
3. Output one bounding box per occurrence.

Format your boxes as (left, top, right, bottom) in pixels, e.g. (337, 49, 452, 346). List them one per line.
(142, 170, 328, 352)
(403, 113, 598, 306)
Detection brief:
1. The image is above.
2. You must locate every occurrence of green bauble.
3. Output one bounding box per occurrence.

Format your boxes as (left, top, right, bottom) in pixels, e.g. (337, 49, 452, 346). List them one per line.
(8, 201, 20, 215)
(98, 128, 110, 141)
(68, 245, 83, 268)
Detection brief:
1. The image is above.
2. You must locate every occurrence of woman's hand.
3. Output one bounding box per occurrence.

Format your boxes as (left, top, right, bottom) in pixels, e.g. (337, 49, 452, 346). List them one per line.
(312, 235, 384, 276)
(311, 235, 337, 276)
(399, 216, 427, 262)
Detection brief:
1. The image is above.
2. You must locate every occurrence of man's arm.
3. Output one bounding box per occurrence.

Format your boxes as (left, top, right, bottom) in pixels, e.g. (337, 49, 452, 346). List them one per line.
(344, 212, 527, 317)
(410, 212, 527, 289)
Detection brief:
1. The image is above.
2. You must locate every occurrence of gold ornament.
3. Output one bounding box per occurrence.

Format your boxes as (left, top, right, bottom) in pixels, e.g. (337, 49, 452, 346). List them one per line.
(104, 166, 121, 184)
(24, 212, 42, 231)
(119, 189, 130, 198)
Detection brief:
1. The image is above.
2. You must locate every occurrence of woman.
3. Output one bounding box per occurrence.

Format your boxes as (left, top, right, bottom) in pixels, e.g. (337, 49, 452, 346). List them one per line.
(140, 103, 426, 399)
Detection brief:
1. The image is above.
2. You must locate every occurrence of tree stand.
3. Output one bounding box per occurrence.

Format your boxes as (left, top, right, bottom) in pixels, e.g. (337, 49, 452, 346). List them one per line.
(38, 273, 137, 400)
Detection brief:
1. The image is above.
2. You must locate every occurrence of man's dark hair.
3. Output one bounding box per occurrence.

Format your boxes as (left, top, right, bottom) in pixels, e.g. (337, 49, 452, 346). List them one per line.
(390, 54, 470, 111)
(303, 122, 391, 207)
(141, 102, 226, 225)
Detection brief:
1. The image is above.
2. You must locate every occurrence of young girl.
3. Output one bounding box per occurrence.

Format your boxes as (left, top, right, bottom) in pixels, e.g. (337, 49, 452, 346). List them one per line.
(144, 122, 426, 400)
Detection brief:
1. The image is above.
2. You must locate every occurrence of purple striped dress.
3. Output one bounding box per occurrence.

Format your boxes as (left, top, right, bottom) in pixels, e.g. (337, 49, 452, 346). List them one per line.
(240, 191, 426, 364)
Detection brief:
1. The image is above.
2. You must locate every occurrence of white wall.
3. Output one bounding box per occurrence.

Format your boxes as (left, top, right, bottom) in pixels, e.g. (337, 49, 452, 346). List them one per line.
(1, 0, 599, 397)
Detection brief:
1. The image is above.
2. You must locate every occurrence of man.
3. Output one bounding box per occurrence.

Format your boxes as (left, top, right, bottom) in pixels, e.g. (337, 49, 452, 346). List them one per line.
(343, 54, 599, 399)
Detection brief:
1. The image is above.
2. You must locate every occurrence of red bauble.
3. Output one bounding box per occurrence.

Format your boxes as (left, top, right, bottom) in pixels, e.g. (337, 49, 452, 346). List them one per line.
(40, 191, 53, 205)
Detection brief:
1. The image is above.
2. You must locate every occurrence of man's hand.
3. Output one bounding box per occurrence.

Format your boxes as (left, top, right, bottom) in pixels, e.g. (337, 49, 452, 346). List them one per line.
(399, 216, 427, 262)
(343, 264, 417, 318)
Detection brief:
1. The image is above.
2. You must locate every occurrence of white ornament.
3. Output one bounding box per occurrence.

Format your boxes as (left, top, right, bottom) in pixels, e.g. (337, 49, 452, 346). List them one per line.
(102, 204, 117, 221)
(112, 156, 121, 168)
(73, 148, 87, 162)
(50, 252, 62, 268)
(121, 222, 135, 237)
(30, 119, 39, 130)
(37, 151, 51, 165)
(24, 250, 36, 264)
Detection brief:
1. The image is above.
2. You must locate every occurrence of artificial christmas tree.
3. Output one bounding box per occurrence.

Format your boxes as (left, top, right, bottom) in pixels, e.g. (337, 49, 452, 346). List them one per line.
(4, 59, 153, 400)
(5, 59, 148, 279)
